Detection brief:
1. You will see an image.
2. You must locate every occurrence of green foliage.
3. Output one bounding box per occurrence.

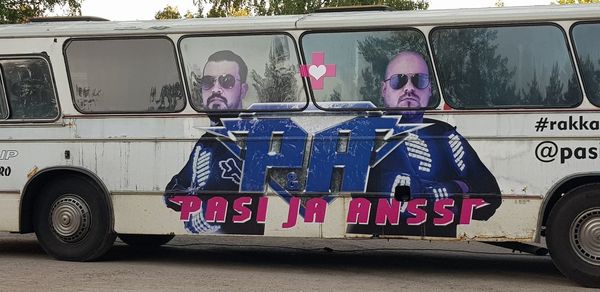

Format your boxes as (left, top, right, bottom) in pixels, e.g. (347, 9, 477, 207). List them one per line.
(330, 88, 341, 101)
(526, 70, 543, 105)
(187, 0, 205, 18)
(579, 56, 600, 103)
(203, 0, 253, 17)
(184, 11, 196, 18)
(253, 0, 323, 16)
(251, 38, 300, 103)
(155, 5, 182, 19)
(564, 71, 582, 102)
(431, 28, 581, 108)
(555, 0, 600, 4)
(545, 63, 564, 104)
(431, 28, 517, 108)
(156, 4, 204, 20)
(193, 0, 428, 17)
(0, 0, 82, 24)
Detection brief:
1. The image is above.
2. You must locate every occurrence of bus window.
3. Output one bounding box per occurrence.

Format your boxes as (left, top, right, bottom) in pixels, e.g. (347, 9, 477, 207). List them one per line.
(572, 22, 600, 106)
(65, 37, 184, 113)
(0, 75, 8, 119)
(300, 29, 439, 110)
(431, 25, 582, 109)
(179, 34, 306, 112)
(0, 58, 58, 120)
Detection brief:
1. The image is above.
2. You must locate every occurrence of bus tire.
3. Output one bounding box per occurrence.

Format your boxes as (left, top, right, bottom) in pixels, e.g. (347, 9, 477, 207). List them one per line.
(118, 234, 174, 247)
(33, 175, 116, 261)
(546, 184, 600, 288)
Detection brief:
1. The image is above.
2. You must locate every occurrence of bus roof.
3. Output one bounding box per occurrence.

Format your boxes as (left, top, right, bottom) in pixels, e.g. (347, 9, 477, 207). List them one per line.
(0, 4, 599, 38)
(299, 4, 600, 29)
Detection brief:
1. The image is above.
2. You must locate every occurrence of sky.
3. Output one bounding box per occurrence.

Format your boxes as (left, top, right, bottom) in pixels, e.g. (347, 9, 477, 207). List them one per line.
(54, 0, 555, 21)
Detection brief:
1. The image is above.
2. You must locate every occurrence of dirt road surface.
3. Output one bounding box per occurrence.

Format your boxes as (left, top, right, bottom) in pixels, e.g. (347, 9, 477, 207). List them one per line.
(0, 233, 588, 291)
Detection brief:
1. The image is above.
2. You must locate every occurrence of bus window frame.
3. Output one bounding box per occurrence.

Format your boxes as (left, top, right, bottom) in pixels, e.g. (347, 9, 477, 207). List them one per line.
(0, 54, 61, 123)
(177, 32, 310, 114)
(63, 35, 186, 115)
(298, 27, 441, 113)
(0, 68, 9, 120)
(569, 21, 600, 108)
(429, 21, 583, 110)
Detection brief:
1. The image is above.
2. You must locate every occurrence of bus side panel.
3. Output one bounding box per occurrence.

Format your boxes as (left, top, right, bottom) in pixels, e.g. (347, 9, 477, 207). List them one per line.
(454, 197, 542, 241)
(0, 138, 74, 232)
(112, 194, 185, 234)
(0, 193, 20, 231)
(112, 193, 542, 239)
(7, 113, 591, 241)
(112, 192, 350, 237)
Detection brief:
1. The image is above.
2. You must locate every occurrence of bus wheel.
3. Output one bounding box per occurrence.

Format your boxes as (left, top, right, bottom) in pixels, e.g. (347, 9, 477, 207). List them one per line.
(118, 234, 175, 247)
(547, 184, 600, 288)
(33, 175, 116, 261)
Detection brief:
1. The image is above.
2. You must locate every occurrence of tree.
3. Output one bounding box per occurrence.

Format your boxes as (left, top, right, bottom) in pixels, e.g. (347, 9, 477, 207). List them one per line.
(185, 0, 206, 18)
(155, 5, 182, 19)
(201, 0, 254, 17)
(0, 0, 82, 24)
(229, 7, 251, 16)
(545, 63, 564, 104)
(330, 88, 341, 102)
(251, 37, 300, 103)
(431, 28, 517, 108)
(554, 0, 600, 4)
(195, 0, 428, 17)
(579, 56, 600, 103)
(184, 11, 196, 18)
(564, 71, 582, 103)
(526, 70, 543, 105)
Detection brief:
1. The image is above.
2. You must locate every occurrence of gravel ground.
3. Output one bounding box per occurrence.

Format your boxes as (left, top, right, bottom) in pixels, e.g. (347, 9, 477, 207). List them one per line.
(0, 233, 588, 291)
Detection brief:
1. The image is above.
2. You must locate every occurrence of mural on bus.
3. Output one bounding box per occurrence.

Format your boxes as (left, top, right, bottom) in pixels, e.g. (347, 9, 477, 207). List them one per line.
(163, 33, 502, 237)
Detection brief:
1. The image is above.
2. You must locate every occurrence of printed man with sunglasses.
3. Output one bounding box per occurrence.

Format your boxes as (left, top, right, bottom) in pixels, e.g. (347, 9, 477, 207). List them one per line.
(164, 50, 263, 235)
(197, 50, 248, 110)
(351, 51, 501, 237)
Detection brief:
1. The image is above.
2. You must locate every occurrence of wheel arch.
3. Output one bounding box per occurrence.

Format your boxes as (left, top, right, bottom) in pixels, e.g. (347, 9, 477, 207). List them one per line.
(19, 166, 113, 233)
(537, 172, 600, 241)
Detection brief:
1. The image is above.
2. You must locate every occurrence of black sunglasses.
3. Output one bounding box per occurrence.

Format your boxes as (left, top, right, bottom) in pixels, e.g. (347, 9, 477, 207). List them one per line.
(384, 73, 430, 90)
(199, 74, 239, 90)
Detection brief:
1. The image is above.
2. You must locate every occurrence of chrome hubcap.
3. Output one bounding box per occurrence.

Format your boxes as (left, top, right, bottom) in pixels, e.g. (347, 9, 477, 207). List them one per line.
(49, 195, 91, 243)
(570, 208, 600, 265)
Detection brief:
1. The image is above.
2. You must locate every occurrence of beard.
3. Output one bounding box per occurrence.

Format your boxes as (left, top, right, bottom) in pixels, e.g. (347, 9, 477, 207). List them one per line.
(206, 93, 229, 110)
(395, 92, 422, 108)
(393, 92, 425, 123)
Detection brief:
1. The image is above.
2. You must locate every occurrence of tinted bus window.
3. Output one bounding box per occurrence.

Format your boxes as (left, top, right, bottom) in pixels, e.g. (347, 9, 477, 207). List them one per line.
(180, 34, 305, 112)
(431, 25, 581, 109)
(301, 30, 439, 110)
(0, 58, 58, 119)
(66, 38, 184, 113)
(572, 22, 600, 106)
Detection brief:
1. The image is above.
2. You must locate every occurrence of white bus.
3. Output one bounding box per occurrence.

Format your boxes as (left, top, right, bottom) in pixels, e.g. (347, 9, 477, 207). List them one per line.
(1, 4, 599, 287)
